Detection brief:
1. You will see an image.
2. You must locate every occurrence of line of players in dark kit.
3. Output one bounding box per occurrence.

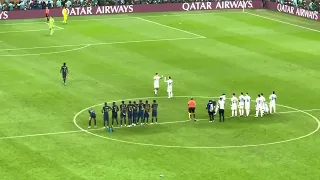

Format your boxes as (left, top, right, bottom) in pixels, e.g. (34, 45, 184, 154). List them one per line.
(88, 100, 159, 129)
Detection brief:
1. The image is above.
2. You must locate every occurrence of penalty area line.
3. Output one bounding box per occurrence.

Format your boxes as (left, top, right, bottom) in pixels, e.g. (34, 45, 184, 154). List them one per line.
(244, 12, 320, 33)
(136, 17, 206, 39)
(0, 37, 203, 52)
(0, 108, 320, 140)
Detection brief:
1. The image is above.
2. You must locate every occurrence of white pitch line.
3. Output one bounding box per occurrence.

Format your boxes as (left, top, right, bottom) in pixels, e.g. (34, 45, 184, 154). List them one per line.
(244, 12, 320, 33)
(0, 37, 203, 52)
(0, 45, 90, 57)
(0, 28, 63, 34)
(136, 17, 206, 38)
(0, 108, 320, 140)
(0, 12, 240, 26)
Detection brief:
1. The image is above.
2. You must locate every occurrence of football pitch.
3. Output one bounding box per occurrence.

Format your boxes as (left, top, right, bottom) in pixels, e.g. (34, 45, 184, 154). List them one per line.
(1, 9, 320, 180)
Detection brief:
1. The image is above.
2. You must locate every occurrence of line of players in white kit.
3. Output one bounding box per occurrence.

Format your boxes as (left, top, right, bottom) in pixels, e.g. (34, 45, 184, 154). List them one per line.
(153, 73, 278, 118)
(218, 91, 277, 117)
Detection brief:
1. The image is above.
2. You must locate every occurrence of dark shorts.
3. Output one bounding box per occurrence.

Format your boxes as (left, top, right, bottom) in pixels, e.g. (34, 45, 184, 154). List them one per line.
(104, 114, 109, 121)
(62, 73, 67, 78)
(46, 14, 49, 18)
(133, 112, 138, 118)
(152, 111, 157, 117)
(120, 113, 126, 118)
(188, 107, 195, 113)
(112, 113, 118, 119)
(128, 112, 133, 119)
(138, 111, 144, 118)
(144, 113, 149, 118)
(90, 114, 96, 119)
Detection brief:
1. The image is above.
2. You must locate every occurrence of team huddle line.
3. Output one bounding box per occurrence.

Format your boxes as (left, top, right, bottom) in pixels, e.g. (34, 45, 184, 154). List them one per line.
(88, 99, 159, 129)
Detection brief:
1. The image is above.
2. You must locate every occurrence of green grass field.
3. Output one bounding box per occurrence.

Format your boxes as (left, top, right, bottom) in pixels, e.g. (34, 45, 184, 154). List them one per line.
(1, 9, 320, 180)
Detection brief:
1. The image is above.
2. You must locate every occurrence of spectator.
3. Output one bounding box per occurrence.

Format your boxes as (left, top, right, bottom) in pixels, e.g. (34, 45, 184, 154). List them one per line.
(56, 0, 62, 7)
(48, 0, 53, 8)
(8, 1, 14, 11)
(18, 0, 25, 10)
(66, 0, 71, 7)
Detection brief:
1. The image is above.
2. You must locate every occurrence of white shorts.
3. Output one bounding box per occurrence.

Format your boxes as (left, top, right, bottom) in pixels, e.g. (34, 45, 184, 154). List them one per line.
(269, 103, 275, 107)
(167, 88, 172, 93)
(154, 83, 159, 89)
(245, 104, 250, 110)
(231, 105, 237, 110)
(256, 105, 262, 111)
(239, 104, 244, 109)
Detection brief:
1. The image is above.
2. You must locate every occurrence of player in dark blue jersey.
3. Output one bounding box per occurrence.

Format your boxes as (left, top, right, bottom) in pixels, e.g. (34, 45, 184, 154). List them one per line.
(88, 108, 96, 128)
(137, 100, 144, 125)
(120, 101, 127, 127)
(101, 102, 112, 128)
(111, 102, 119, 127)
(132, 101, 138, 125)
(60, 62, 68, 86)
(151, 100, 158, 124)
(144, 100, 151, 124)
(127, 101, 134, 127)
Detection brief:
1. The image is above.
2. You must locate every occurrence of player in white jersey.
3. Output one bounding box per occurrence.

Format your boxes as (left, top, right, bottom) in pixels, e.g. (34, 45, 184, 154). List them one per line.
(231, 93, 238, 117)
(244, 93, 251, 117)
(153, 73, 163, 95)
(255, 94, 263, 117)
(269, 91, 277, 114)
(261, 93, 268, 115)
(238, 92, 245, 117)
(220, 94, 226, 101)
(164, 76, 173, 98)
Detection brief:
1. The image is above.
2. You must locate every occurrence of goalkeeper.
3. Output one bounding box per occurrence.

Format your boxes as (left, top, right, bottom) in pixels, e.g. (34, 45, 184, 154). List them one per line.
(62, 6, 68, 24)
(49, 16, 55, 35)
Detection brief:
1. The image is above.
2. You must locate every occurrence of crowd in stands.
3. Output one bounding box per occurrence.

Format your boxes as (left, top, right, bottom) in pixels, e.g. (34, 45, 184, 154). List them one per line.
(0, 0, 319, 12)
(275, 0, 320, 11)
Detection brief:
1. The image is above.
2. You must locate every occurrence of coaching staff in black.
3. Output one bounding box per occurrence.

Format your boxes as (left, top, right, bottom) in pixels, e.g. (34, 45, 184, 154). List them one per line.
(217, 97, 225, 122)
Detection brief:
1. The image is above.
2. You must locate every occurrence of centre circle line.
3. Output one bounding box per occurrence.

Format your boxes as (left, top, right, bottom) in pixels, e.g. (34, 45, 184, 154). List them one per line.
(73, 95, 320, 149)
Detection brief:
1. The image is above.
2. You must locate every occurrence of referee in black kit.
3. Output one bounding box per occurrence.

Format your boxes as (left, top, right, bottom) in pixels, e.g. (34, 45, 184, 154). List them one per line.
(217, 97, 225, 122)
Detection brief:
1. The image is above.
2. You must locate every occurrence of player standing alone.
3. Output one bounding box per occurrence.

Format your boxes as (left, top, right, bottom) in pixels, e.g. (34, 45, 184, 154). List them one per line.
(62, 6, 68, 24)
(164, 76, 173, 98)
(153, 73, 163, 95)
(60, 62, 68, 85)
(269, 91, 277, 114)
(48, 16, 54, 35)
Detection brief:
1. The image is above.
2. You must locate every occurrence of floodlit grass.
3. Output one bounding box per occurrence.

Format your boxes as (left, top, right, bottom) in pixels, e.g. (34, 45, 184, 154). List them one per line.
(0, 9, 320, 180)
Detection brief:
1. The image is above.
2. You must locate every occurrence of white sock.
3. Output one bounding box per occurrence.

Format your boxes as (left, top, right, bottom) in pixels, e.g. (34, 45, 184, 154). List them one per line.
(235, 110, 237, 116)
(246, 109, 249, 116)
(260, 110, 264, 117)
(170, 92, 173, 98)
(256, 110, 259, 116)
(168, 92, 170, 98)
(232, 111, 234, 117)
